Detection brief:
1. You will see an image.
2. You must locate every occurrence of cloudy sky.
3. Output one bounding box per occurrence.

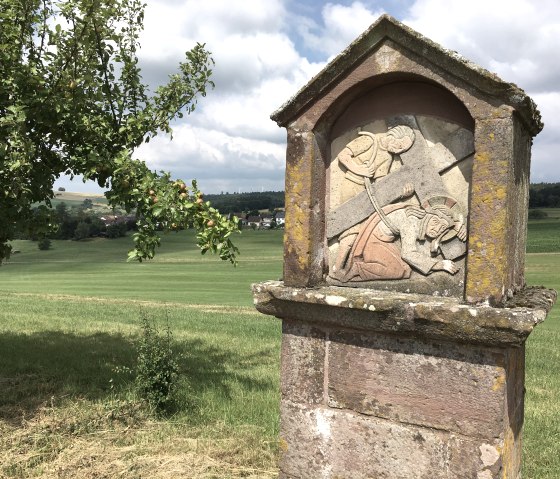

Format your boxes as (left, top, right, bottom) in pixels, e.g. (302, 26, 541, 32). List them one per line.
(55, 0, 560, 194)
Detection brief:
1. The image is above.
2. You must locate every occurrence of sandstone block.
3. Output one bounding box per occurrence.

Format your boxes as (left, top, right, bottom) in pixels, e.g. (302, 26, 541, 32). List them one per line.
(281, 320, 326, 404)
(279, 401, 504, 479)
(327, 330, 507, 437)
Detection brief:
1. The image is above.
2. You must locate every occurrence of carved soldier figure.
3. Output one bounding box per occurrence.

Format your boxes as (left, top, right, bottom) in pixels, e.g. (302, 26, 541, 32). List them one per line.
(337, 125, 415, 204)
(334, 197, 467, 282)
(331, 125, 415, 278)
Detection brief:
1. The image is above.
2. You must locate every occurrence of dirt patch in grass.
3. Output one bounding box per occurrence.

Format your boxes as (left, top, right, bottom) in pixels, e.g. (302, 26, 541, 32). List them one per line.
(0, 398, 278, 479)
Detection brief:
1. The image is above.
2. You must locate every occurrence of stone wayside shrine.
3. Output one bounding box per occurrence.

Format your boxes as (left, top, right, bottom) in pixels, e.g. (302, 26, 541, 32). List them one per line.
(252, 15, 557, 479)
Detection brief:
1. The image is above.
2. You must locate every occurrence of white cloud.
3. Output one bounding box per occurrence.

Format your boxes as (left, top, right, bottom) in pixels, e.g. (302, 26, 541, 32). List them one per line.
(136, 125, 286, 193)
(58, 0, 560, 193)
(209, 33, 305, 94)
(297, 2, 384, 58)
(140, 0, 286, 59)
(530, 92, 560, 183)
(405, 0, 560, 93)
(128, 0, 325, 193)
(403, 0, 560, 182)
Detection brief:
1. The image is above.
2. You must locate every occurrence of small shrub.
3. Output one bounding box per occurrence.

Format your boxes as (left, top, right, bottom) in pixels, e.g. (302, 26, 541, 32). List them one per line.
(37, 238, 51, 250)
(135, 312, 180, 412)
(106, 221, 127, 238)
(73, 221, 91, 240)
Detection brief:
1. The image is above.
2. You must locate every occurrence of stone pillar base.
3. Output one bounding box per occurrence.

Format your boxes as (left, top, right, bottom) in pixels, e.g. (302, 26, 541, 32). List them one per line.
(253, 282, 556, 479)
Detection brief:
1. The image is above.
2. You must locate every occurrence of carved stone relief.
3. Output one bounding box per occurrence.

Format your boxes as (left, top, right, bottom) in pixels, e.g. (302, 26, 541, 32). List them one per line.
(327, 114, 473, 293)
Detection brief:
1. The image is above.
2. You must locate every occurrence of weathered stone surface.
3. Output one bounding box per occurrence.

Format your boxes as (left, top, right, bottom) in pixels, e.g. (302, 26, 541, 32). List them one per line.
(466, 118, 512, 304)
(253, 281, 547, 478)
(503, 286, 557, 311)
(502, 346, 525, 477)
(327, 330, 506, 437)
(279, 401, 505, 479)
(283, 129, 326, 287)
(327, 270, 465, 297)
(281, 320, 325, 404)
(253, 281, 551, 346)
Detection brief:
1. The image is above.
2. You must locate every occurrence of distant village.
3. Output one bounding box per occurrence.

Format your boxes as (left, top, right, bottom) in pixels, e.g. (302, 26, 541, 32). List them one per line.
(26, 189, 287, 245)
(230, 210, 285, 229)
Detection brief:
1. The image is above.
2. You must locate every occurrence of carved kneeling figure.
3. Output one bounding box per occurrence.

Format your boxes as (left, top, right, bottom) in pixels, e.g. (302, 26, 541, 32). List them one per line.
(332, 200, 466, 282)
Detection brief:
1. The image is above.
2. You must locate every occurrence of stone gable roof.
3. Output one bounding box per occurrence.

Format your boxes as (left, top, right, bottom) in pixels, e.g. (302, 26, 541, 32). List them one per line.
(271, 15, 542, 136)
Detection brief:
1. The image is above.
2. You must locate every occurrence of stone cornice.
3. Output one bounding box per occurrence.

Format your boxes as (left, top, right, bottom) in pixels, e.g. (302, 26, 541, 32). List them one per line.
(253, 281, 555, 347)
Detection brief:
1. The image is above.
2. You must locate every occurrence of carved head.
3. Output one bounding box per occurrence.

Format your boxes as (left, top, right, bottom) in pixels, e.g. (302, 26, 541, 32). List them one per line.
(424, 206, 455, 239)
(379, 125, 415, 154)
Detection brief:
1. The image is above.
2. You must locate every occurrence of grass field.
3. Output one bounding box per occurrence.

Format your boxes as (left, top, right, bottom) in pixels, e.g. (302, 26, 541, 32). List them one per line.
(527, 208, 560, 253)
(0, 226, 558, 478)
(525, 203, 560, 478)
(0, 230, 283, 478)
(524, 202, 560, 478)
(50, 191, 107, 206)
(2, 230, 283, 306)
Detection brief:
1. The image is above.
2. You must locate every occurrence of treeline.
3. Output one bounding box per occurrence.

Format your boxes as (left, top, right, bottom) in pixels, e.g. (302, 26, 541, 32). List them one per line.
(529, 183, 560, 208)
(205, 191, 284, 214)
(202, 185, 560, 213)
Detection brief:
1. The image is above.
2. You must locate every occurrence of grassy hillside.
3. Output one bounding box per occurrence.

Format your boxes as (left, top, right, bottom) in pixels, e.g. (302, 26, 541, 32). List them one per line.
(48, 191, 107, 208)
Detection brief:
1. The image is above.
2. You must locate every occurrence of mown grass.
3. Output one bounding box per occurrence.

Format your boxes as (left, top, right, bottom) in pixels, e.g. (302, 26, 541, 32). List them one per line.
(523, 253, 560, 479)
(0, 297, 279, 431)
(0, 230, 283, 478)
(0, 224, 558, 478)
(527, 208, 560, 253)
(3, 229, 283, 306)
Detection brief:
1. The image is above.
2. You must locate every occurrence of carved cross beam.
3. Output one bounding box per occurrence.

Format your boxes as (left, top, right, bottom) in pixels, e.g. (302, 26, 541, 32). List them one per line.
(327, 115, 473, 259)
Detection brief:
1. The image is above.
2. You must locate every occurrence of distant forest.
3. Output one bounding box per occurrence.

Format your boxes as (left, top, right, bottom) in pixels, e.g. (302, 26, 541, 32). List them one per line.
(529, 183, 560, 208)
(205, 191, 285, 214)
(204, 184, 560, 213)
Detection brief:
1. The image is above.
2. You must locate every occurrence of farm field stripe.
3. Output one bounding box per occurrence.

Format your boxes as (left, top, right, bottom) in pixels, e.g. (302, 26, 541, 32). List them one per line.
(0, 292, 260, 314)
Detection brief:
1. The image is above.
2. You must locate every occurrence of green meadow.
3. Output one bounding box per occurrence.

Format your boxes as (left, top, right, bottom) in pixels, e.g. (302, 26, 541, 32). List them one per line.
(527, 208, 560, 253)
(0, 224, 558, 478)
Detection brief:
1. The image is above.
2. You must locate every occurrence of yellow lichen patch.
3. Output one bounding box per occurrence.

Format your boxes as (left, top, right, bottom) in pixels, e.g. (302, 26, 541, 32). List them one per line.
(466, 149, 512, 301)
(501, 423, 520, 478)
(492, 373, 506, 391)
(474, 151, 490, 164)
(284, 139, 314, 274)
(278, 437, 289, 452)
(286, 200, 311, 271)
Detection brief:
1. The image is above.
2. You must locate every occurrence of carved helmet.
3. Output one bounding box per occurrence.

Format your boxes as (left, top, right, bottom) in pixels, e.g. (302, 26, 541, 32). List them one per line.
(380, 125, 415, 154)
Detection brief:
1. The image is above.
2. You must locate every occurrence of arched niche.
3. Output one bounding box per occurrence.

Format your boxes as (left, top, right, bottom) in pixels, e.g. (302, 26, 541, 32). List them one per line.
(330, 79, 474, 138)
(323, 78, 475, 297)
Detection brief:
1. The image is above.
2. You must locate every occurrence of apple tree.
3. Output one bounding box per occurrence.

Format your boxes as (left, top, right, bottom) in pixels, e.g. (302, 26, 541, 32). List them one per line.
(0, 0, 239, 263)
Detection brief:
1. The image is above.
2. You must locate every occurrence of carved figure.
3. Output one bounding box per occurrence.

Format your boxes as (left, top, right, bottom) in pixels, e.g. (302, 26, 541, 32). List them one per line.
(337, 126, 415, 204)
(332, 197, 466, 282)
(332, 125, 415, 276)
